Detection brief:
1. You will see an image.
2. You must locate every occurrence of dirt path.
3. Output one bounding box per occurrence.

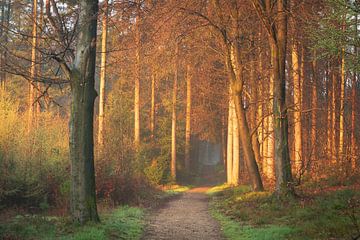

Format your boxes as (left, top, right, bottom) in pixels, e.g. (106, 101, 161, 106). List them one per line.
(142, 187, 224, 240)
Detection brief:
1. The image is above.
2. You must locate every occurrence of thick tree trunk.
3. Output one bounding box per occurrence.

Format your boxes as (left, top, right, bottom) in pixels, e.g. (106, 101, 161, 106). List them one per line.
(226, 93, 234, 184)
(272, 0, 293, 193)
(134, 0, 141, 148)
(98, 0, 108, 147)
(171, 44, 178, 181)
(291, 41, 302, 172)
(69, 0, 99, 224)
(228, 44, 264, 191)
(185, 64, 191, 172)
(232, 98, 240, 186)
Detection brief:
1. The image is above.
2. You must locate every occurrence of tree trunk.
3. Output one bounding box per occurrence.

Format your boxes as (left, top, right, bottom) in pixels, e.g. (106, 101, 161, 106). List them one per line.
(250, 55, 262, 165)
(227, 44, 264, 191)
(232, 98, 240, 186)
(265, 47, 275, 180)
(185, 64, 191, 172)
(310, 50, 317, 161)
(331, 67, 337, 163)
(134, 0, 141, 148)
(28, 0, 38, 130)
(98, 0, 108, 147)
(351, 15, 357, 170)
(171, 44, 178, 181)
(0, 0, 10, 92)
(339, 50, 345, 160)
(272, 0, 293, 193)
(69, 0, 99, 224)
(227, 92, 234, 184)
(150, 70, 155, 140)
(291, 40, 302, 172)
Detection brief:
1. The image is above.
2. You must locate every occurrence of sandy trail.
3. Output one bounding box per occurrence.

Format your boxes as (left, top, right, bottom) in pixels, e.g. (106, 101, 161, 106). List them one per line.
(142, 187, 224, 240)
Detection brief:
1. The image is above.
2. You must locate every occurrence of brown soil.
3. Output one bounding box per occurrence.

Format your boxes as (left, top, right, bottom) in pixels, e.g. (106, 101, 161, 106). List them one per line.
(142, 187, 224, 240)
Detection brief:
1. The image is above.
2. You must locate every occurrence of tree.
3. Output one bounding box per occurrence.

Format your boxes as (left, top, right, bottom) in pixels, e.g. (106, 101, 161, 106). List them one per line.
(251, 0, 294, 194)
(98, 0, 109, 147)
(28, 0, 38, 129)
(46, 0, 100, 223)
(171, 43, 178, 181)
(185, 64, 191, 172)
(134, 0, 141, 148)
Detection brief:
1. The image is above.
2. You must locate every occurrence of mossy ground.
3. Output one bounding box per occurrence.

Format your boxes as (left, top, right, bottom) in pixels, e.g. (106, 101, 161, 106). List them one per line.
(208, 184, 360, 240)
(0, 206, 144, 240)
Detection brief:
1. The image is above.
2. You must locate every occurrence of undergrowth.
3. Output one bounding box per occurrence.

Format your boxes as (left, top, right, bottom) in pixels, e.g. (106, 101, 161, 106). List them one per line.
(0, 206, 144, 240)
(209, 184, 360, 240)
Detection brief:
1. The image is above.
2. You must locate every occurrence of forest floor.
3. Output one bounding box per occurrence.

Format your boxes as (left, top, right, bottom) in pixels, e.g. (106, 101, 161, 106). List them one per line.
(208, 179, 360, 240)
(142, 187, 224, 240)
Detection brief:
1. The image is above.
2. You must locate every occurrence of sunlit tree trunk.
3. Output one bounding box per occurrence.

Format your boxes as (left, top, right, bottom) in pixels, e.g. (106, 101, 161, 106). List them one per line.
(171, 44, 178, 181)
(185, 64, 191, 172)
(28, 0, 38, 130)
(134, 0, 141, 148)
(232, 99, 240, 186)
(69, 0, 100, 224)
(339, 50, 345, 160)
(291, 40, 302, 172)
(257, 48, 264, 162)
(331, 68, 337, 163)
(265, 46, 275, 180)
(227, 91, 234, 184)
(98, 0, 108, 147)
(228, 44, 264, 191)
(150, 70, 155, 140)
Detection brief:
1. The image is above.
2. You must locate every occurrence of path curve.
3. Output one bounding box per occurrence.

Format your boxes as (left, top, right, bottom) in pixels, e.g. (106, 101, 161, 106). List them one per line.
(142, 187, 224, 240)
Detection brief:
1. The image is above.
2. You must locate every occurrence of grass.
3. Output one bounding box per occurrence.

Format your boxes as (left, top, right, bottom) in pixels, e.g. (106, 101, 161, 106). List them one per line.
(209, 184, 360, 240)
(163, 184, 192, 196)
(0, 206, 144, 240)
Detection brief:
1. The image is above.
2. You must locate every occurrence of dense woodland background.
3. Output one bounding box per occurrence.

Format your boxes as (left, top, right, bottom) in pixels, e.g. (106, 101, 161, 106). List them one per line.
(0, 0, 359, 235)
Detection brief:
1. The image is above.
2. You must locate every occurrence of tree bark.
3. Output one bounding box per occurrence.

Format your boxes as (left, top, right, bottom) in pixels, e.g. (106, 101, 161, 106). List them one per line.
(339, 49, 345, 160)
(272, 0, 293, 193)
(310, 50, 317, 161)
(331, 67, 337, 163)
(98, 0, 108, 147)
(351, 15, 357, 170)
(28, 0, 38, 130)
(150, 70, 155, 140)
(171, 44, 178, 181)
(134, 0, 141, 148)
(69, 0, 99, 224)
(227, 43, 264, 191)
(227, 91, 234, 184)
(291, 40, 302, 172)
(232, 97, 240, 186)
(185, 64, 191, 172)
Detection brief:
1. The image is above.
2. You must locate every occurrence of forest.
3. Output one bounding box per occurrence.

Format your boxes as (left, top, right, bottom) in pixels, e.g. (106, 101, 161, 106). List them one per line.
(0, 0, 359, 239)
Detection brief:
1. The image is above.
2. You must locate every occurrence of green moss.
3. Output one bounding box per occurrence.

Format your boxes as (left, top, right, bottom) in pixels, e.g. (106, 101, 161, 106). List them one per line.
(209, 184, 360, 240)
(212, 209, 296, 240)
(0, 206, 144, 240)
